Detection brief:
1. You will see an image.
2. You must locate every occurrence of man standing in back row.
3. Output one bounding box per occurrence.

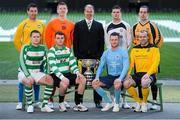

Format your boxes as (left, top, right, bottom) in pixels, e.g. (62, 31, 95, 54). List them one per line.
(105, 5, 132, 49)
(73, 4, 104, 108)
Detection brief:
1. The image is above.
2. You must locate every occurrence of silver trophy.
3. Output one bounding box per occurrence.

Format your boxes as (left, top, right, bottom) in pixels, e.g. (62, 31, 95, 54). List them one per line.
(81, 59, 98, 86)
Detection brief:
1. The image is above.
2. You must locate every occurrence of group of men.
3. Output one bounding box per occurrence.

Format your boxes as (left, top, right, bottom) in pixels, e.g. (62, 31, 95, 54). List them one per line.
(13, 1, 163, 113)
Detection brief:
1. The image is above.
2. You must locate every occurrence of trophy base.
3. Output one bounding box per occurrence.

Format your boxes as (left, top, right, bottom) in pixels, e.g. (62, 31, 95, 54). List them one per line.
(86, 81, 92, 86)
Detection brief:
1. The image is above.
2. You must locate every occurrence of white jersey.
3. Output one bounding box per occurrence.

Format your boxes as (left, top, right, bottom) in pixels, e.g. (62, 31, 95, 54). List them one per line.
(105, 20, 132, 49)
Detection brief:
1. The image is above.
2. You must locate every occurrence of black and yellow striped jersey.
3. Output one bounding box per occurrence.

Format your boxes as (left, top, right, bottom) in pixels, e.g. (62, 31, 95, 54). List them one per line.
(128, 43, 160, 75)
(132, 21, 164, 48)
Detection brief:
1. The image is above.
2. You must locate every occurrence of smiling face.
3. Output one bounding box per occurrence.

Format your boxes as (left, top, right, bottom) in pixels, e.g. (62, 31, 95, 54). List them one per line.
(139, 31, 149, 46)
(84, 5, 94, 20)
(110, 35, 120, 49)
(27, 7, 38, 20)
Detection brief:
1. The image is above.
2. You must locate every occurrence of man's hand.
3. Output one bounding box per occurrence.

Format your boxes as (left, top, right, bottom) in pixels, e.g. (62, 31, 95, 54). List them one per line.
(142, 73, 150, 80)
(27, 76, 35, 85)
(114, 79, 122, 90)
(61, 77, 69, 86)
(76, 72, 84, 79)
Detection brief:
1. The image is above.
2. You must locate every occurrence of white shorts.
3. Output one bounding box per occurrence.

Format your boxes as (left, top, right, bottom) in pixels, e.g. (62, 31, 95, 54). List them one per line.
(18, 71, 46, 83)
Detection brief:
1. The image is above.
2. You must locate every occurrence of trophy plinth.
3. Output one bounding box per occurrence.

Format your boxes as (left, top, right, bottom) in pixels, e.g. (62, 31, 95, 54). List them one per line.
(81, 59, 97, 86)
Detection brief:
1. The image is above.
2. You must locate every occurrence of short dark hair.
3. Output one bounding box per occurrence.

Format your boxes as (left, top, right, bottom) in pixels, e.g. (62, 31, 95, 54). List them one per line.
(55, 31, 65, 38)
(139, 5, 149, 13)
(57, 1, 68, 8)
(27, 3, 38, 11)
(112, 5, 121, 11)
(139, 30, 149, 37)
(84, 4, 94, 11)
(30, 30, 40, 37)
(110, 32, 120, 39)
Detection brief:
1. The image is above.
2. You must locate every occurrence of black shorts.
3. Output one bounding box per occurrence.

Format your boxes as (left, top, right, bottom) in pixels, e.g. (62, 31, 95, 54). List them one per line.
(132, 72, 157, 87)
(51, 73, 77, 88)
(99, 75, 120, 89)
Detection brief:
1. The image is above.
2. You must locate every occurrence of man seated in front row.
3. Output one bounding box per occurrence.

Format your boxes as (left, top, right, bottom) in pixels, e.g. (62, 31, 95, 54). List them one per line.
(123, 30, 160, 112)
(18, 30, 54, 113)
(92, 32, 129, 112)
(47, 31, 88, 112)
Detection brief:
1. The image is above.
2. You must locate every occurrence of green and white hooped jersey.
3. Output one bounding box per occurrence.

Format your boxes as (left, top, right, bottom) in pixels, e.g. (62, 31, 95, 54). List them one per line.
(19, 44, 48, 77)
(48, 45, 79, 80)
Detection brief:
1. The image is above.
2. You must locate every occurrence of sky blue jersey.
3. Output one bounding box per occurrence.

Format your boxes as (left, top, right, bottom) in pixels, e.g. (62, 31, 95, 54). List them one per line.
(95, 47, 129, 81)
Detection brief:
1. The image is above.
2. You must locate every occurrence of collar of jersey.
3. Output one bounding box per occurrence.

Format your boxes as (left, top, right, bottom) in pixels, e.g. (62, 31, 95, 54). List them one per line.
(54, 45, 66, 50)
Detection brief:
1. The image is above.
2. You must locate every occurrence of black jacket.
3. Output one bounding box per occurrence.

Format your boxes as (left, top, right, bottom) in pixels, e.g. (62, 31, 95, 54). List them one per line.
(73, 19, 104, 59)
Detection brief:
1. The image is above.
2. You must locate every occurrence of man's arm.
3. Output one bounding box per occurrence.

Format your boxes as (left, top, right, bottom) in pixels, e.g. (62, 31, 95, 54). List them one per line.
(19, 45, 31, 77)
(127, 49, 135, 75)
(13, 22, 25, 52)
(97, 23, 105, 59)
(119, 50, 129, 81)
(104, 23, 111, 49)
(69, 24, 75, 48)
(69, 49, 79, 74)
(73, 23, 80, 58)
(95, 51, 106, 80)
(152, 22, 164, 48)
(41, 23, 46, 44)
(42, 45, 49, 74)
(47, 49, 64, 79)
(132, 23, 138, 46)
(126, 23, 132, 49)
(45, 22, 53, 49)
(147, 48, 160, 75)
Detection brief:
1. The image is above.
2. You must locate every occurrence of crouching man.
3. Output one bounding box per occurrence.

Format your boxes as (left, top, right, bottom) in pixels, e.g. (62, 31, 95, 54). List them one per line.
(19, 30, 54, 113)
(123, 30, 160, 112)
(47, 32, 88, 112)
(92, 32, 129, 112)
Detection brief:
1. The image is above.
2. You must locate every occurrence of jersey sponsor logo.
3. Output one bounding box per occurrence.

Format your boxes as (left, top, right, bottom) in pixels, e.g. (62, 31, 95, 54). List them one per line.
(135, 55, 148, 59)
(56, 58, 67, 63)
(35, 52, 39, 56)
(27, 51, 45, 57)
(32, 61, 41, 64)
(26, 25, 30, 28)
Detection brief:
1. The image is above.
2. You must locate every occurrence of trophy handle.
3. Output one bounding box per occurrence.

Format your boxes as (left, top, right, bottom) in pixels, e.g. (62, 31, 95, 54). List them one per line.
(94, 60, 99, 74)
(78, 60, 82, 74)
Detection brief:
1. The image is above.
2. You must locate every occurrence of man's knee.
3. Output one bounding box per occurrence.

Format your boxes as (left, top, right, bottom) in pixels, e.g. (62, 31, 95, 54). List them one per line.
(141, 77, 152, 88)
(23, 78, 32, 87)
(45, 75, 53, 85)
(60, 80, 69, 89)
(79, 77, 86, 85)
(123, 76, 135, 89)
(114, 80, 122, 90)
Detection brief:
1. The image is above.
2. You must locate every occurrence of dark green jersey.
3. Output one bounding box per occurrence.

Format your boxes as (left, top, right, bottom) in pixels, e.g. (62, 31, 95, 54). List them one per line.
(19, 44, 48, 77)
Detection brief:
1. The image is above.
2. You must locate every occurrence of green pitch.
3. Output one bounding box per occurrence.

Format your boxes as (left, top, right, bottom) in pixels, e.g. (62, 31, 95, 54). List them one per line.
(0, 42, 180, 80)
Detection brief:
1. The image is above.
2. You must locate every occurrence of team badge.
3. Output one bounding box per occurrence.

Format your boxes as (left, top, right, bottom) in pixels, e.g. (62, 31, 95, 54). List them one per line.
(61, 25, 66, 30)
(37, 25, 41, 28)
